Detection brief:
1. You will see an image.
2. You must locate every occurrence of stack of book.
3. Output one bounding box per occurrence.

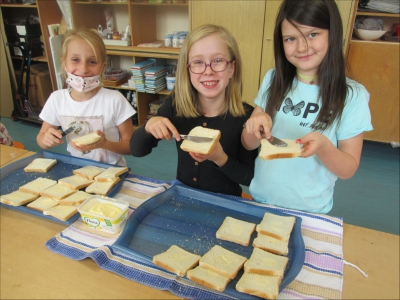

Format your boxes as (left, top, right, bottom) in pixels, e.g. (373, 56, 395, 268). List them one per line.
(131, 60, 156, 92)
(145, 65, 166, 93)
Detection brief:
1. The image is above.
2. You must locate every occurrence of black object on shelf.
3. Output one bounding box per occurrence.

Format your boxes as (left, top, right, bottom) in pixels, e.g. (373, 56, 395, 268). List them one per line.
(6, 36, 43, 123)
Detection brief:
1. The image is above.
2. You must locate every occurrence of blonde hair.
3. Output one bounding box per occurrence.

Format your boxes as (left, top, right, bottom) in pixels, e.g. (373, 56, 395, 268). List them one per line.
(60, 28, 107, 74)
(173, 24, 245, 118)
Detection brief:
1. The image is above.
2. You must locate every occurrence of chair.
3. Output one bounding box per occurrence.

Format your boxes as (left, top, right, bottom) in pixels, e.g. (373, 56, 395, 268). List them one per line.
(13, 141, 25, 149)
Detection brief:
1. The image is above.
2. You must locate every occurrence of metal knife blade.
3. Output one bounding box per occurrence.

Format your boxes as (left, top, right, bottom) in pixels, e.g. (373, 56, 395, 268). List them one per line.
(180, 135, 214, 143)
(257, 125, 288, 147)
(267, 136, 288, 147)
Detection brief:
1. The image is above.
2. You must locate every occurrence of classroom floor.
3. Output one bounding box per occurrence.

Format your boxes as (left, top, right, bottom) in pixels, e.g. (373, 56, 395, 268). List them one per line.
(1, 117, 399, 235)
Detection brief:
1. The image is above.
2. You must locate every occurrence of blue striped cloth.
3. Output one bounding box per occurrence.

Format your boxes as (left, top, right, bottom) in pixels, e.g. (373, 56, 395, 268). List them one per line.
(46, 174, 344, 299)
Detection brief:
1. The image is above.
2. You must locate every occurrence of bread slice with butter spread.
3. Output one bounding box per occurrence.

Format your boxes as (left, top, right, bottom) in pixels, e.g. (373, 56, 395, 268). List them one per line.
(24, 158, 57, 173)
(253, 233, 289, 256)
(43, 204, 78, 221)
(73, 165, 106, 180)
(71, 132, 101, 146)
(1, 190, 38, 206)
(180, 126, 221, 155)
(259, 138, 301, 160)
(187, 266, 231, 292)
(199, 245, 247, 279)
(256, 212, 295, 242)
(19, 177, 58, 196)
(236, 272, 281, 299)
(244, 247, 289, 276)
(216, 216, 256, 246)
(153, 245, 201, 277)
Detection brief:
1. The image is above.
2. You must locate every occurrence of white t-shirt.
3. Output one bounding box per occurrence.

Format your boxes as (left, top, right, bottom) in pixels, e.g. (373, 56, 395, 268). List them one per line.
(39, 87, 135, 166)
(250, 69, 373, 213)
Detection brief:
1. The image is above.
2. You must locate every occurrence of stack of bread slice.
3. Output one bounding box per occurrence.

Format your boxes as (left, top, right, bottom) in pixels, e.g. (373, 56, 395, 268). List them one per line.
(236, 212, 296, 299)
(84, 166, 128, 195)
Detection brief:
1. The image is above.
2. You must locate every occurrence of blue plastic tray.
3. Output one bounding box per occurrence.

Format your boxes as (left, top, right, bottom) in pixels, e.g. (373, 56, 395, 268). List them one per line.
(0, 151, 129, 225)
(113, 184, 305, 299)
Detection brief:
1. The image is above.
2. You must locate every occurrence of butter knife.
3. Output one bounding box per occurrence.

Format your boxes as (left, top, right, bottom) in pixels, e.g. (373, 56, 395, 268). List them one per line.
(61, 122, 82, 137)
(243, 124, 288, 147)
(180, 135, 214, 143)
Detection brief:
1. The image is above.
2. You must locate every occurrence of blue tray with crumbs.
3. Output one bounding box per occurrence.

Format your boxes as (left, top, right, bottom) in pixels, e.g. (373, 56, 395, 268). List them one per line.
(0, 151, 129, 226)
(113, 184, 305, 299)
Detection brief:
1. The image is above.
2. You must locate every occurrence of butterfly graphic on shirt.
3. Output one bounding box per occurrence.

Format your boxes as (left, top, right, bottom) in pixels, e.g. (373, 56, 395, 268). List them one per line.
(282, 98, 305, 116)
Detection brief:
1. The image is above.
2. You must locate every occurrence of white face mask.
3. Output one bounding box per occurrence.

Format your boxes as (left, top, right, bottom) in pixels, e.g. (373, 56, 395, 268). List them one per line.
(66, 72, 101, 93)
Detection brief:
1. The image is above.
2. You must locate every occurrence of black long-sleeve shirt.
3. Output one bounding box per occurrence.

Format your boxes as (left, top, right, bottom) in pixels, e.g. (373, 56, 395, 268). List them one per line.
(130, 97, 258, 196)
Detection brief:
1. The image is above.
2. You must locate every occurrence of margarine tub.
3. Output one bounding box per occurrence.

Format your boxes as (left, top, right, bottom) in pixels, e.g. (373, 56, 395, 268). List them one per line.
(78, 195, 129, 234)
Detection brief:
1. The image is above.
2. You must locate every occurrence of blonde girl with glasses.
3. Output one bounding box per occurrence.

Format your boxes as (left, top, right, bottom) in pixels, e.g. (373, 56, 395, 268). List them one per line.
(242, 0, 372, 213)
(130, 24, 258, 196)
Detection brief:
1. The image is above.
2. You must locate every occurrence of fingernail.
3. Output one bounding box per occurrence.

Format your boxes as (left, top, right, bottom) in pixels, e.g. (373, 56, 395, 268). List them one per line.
(296, 139, 301, 143)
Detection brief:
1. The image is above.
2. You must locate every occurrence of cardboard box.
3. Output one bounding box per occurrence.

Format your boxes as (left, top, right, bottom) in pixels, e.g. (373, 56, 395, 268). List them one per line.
(14, 64, 53, 113)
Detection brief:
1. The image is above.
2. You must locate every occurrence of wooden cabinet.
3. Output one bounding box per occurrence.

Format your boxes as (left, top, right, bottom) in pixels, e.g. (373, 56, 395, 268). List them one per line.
(345, 0, 399, 143)
(69, 0, 189, 127)
(191, 1, 354, 106)
(0, 1, 62, 121)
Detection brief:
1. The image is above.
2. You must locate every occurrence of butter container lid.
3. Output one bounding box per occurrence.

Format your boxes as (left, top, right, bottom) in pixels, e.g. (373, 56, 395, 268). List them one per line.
(78, 195, 129, 221)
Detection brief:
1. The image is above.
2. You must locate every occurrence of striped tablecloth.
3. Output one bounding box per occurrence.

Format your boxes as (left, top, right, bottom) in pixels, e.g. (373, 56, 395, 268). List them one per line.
(46, 174, 344, 299)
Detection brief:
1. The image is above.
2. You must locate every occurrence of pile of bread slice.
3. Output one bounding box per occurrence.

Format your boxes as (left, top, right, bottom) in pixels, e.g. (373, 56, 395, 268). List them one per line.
(153, 212, 296, 299)
(0, 158, 128, 221)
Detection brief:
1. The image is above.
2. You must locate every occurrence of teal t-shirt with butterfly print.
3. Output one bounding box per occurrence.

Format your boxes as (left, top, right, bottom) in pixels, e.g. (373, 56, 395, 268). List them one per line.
(249, 69, 373, 213)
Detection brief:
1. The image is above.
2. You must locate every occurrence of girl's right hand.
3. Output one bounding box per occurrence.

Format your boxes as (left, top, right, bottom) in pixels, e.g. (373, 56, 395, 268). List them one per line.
(244, 106, 273, 140)
(42, 127, 64, 148)
(145, 116, 178, 141)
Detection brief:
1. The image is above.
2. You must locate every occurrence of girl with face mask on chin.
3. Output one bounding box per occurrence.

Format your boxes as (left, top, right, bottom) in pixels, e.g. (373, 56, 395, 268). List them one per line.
(37, 28, 134, 166)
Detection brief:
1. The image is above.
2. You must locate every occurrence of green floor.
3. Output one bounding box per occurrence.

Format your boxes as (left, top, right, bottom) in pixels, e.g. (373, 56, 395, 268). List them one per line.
(1, 117, 399, 235)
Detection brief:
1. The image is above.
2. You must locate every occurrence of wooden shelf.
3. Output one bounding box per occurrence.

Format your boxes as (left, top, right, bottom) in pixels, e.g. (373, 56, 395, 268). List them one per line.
(0, 3, 37, 8)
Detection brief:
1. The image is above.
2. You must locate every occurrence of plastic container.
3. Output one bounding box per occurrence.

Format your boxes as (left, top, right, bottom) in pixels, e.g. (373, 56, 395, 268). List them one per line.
(172, 35, 179, 48)
(166, 76, 176, 90)
(164, 34, 172, 47)
(78, 195, 129, 234)
(178, 35, 186, 48)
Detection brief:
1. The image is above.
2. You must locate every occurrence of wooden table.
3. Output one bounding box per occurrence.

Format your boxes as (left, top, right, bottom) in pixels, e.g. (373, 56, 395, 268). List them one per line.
(1, 146, 399, 299)
(0, 144, 35, 168)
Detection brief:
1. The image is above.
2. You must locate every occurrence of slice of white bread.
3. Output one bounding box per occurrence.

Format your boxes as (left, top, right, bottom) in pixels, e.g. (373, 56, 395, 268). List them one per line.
(259, 139, 301, 160)
(236, 272, 281, 300)
(216, 216, 256, 246)
(27, 196, 60, 211)
(19, 177, 58, 196)
(71, 132, 101, 146)
(244, 247, 289, 276)
(43, 204, 78, 221)
(24, 158, 57, 173)
(59, 191, 91, 206)
(199, 245, 247, 279)
(94, 167, 129, 182)
(180, 126, 221, 155)
(58, 175, 94, 190)
(253, 233, 289, 256)
(85, 177, 120, 195)
(187, 266, 231, 292)
(152, 245, 201, 277)
(40, 183, 76, 200)
(73, 165, 106, 180)
(256, 212, 296, 242)
(1, 190, 38, 206)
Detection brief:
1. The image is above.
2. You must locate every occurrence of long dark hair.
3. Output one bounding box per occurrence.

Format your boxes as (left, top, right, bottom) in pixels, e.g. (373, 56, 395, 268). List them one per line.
(266, 0, 348, 131)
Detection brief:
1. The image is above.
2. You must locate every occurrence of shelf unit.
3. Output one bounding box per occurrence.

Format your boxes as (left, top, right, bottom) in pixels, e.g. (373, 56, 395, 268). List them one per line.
(345, 0, 399, 143)
(69, 0, 189, 127)
(0, 1, 62, 121)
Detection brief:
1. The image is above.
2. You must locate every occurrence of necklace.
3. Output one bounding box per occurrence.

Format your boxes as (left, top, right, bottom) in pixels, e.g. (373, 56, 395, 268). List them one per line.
(297, 71, 318, 85)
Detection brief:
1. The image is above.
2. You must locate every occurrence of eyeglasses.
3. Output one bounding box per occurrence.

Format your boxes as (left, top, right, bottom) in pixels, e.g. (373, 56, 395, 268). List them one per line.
(187, 58, 233, 74)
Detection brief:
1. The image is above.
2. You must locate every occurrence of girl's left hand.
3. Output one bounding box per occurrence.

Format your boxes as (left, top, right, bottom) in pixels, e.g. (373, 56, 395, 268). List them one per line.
(188, 142, 228, 167)
(71, 130, 105, 153)
(297, 132, 329, 158)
